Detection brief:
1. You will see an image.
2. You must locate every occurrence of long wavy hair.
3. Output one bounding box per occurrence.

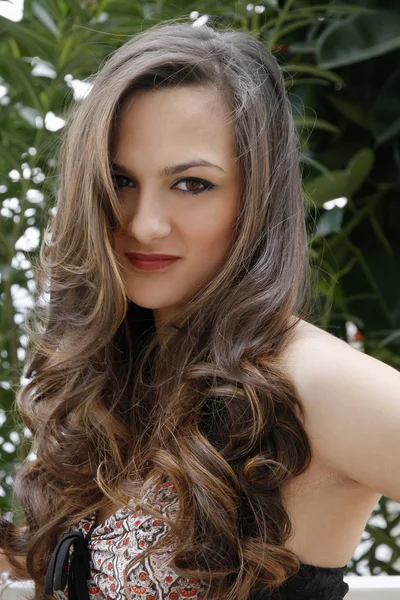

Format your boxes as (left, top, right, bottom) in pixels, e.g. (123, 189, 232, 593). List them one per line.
(0, 18, 313, 600)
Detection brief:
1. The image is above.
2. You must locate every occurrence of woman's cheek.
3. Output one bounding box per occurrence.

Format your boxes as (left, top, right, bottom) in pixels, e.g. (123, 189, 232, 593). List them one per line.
(186, 202, 236, 249)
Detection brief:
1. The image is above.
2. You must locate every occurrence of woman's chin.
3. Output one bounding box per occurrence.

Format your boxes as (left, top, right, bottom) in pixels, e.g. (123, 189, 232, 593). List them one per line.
(127, 295, 176, 311)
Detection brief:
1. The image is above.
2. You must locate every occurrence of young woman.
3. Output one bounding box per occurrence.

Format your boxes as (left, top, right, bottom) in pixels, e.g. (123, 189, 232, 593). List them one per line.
(1, 19, 399, 600)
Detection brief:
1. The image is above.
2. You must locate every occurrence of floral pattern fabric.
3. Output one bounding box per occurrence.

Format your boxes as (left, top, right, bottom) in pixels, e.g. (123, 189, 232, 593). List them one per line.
(55, 477, 207, 600)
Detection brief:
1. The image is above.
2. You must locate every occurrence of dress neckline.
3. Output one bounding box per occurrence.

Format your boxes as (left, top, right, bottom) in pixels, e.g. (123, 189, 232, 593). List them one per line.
(298, 562, 347, 571)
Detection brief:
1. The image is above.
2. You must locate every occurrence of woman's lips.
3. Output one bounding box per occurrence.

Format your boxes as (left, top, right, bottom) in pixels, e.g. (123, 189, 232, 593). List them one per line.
(126, 256, 180, 271)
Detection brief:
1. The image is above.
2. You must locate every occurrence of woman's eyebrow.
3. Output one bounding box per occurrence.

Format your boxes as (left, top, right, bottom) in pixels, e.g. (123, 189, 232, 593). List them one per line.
(110, 159, 226, 178)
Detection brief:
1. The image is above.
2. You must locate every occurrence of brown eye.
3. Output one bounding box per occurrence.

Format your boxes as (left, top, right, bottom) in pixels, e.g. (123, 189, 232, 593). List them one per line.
(110, 173, 215, 196)
(174, 178, 215, 195)
(111, 174, 134, 189)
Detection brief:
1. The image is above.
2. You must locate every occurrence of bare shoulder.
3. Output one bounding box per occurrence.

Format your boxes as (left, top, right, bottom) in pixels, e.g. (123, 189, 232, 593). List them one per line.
(282, 317, 359, 373)
(280, 317, 400, 503)
(282, 316, 397, 384)
(286, 316, 346, 346)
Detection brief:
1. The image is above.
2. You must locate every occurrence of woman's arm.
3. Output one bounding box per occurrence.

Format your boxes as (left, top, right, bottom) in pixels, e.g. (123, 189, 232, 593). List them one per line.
(283, 324, 400, 503)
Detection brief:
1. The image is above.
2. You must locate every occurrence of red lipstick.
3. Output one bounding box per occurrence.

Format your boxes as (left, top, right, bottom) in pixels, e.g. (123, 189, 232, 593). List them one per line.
(125, 252, 180, 272)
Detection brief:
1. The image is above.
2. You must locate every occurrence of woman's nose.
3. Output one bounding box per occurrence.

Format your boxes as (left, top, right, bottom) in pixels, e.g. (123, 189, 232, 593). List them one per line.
(124, 192, 172, 242)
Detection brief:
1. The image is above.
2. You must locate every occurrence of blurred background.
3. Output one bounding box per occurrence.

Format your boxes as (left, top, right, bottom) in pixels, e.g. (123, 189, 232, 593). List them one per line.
(0, 0, 399, 579)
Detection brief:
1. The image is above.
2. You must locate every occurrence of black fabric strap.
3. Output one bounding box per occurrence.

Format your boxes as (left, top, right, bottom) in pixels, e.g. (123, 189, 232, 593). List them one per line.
(44, 524, 96, 599)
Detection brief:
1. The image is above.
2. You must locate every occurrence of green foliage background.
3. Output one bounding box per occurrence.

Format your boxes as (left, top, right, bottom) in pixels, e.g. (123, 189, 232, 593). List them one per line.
(0, 0, 399, 577)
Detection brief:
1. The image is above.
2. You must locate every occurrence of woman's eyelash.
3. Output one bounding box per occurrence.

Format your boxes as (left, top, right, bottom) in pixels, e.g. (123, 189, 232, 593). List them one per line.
(110, 173, 215, 195)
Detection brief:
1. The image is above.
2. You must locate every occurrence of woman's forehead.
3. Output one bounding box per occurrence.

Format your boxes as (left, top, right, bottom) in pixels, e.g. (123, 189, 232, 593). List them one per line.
(112, 86, 237, 168)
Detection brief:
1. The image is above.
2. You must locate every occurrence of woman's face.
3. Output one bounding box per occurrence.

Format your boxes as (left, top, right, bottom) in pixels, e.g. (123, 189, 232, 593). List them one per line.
(111, 85, 242, 329)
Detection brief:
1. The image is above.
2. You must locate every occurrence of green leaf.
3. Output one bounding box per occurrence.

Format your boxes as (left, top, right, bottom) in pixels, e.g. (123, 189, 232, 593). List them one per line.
(286, 78, 331, 87)
(300, 153, 331, 177)
(303, 170, 349, 207)
(293, 115, 341, 134)
(32, 1, 60, 38)
(288, 41, 317, 54)
(346, 148, 375, 195)
(0, 21, 56, 62)
(0, 55, 43, 113)
(266, 3, 375, 29)
(330, 0, 400, 11)
(282, 63, 344, 86)
(335, 257, 359, 280)
(291, 4, 376, 16)
(377, 330, 400, 348)
(345, 239, 394, 327)
(0, 146, 22, 172)
(317, 11, 400, 69)
(371, 65, 400, 145)
(326, 95, 370, 128)
(366, 525, 398, 547)
(269, 18, 318, 41)
(369, 214, 393, 256)
(58, 35, 76, 69)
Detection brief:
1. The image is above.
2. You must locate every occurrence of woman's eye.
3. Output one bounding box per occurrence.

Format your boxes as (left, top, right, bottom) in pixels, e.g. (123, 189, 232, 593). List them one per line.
(111, 174, 215, 195)
(174, 178, 215, 195)
(111, 174, 133, 189)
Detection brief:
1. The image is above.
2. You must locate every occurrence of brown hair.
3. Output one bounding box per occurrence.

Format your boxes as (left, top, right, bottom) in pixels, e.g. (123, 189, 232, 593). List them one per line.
(0, 18, 313, 600)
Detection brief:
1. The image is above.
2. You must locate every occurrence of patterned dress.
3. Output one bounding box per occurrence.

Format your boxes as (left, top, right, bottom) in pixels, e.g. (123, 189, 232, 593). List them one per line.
(45, 477, 349, 600)
(51, 477, 207, 600)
